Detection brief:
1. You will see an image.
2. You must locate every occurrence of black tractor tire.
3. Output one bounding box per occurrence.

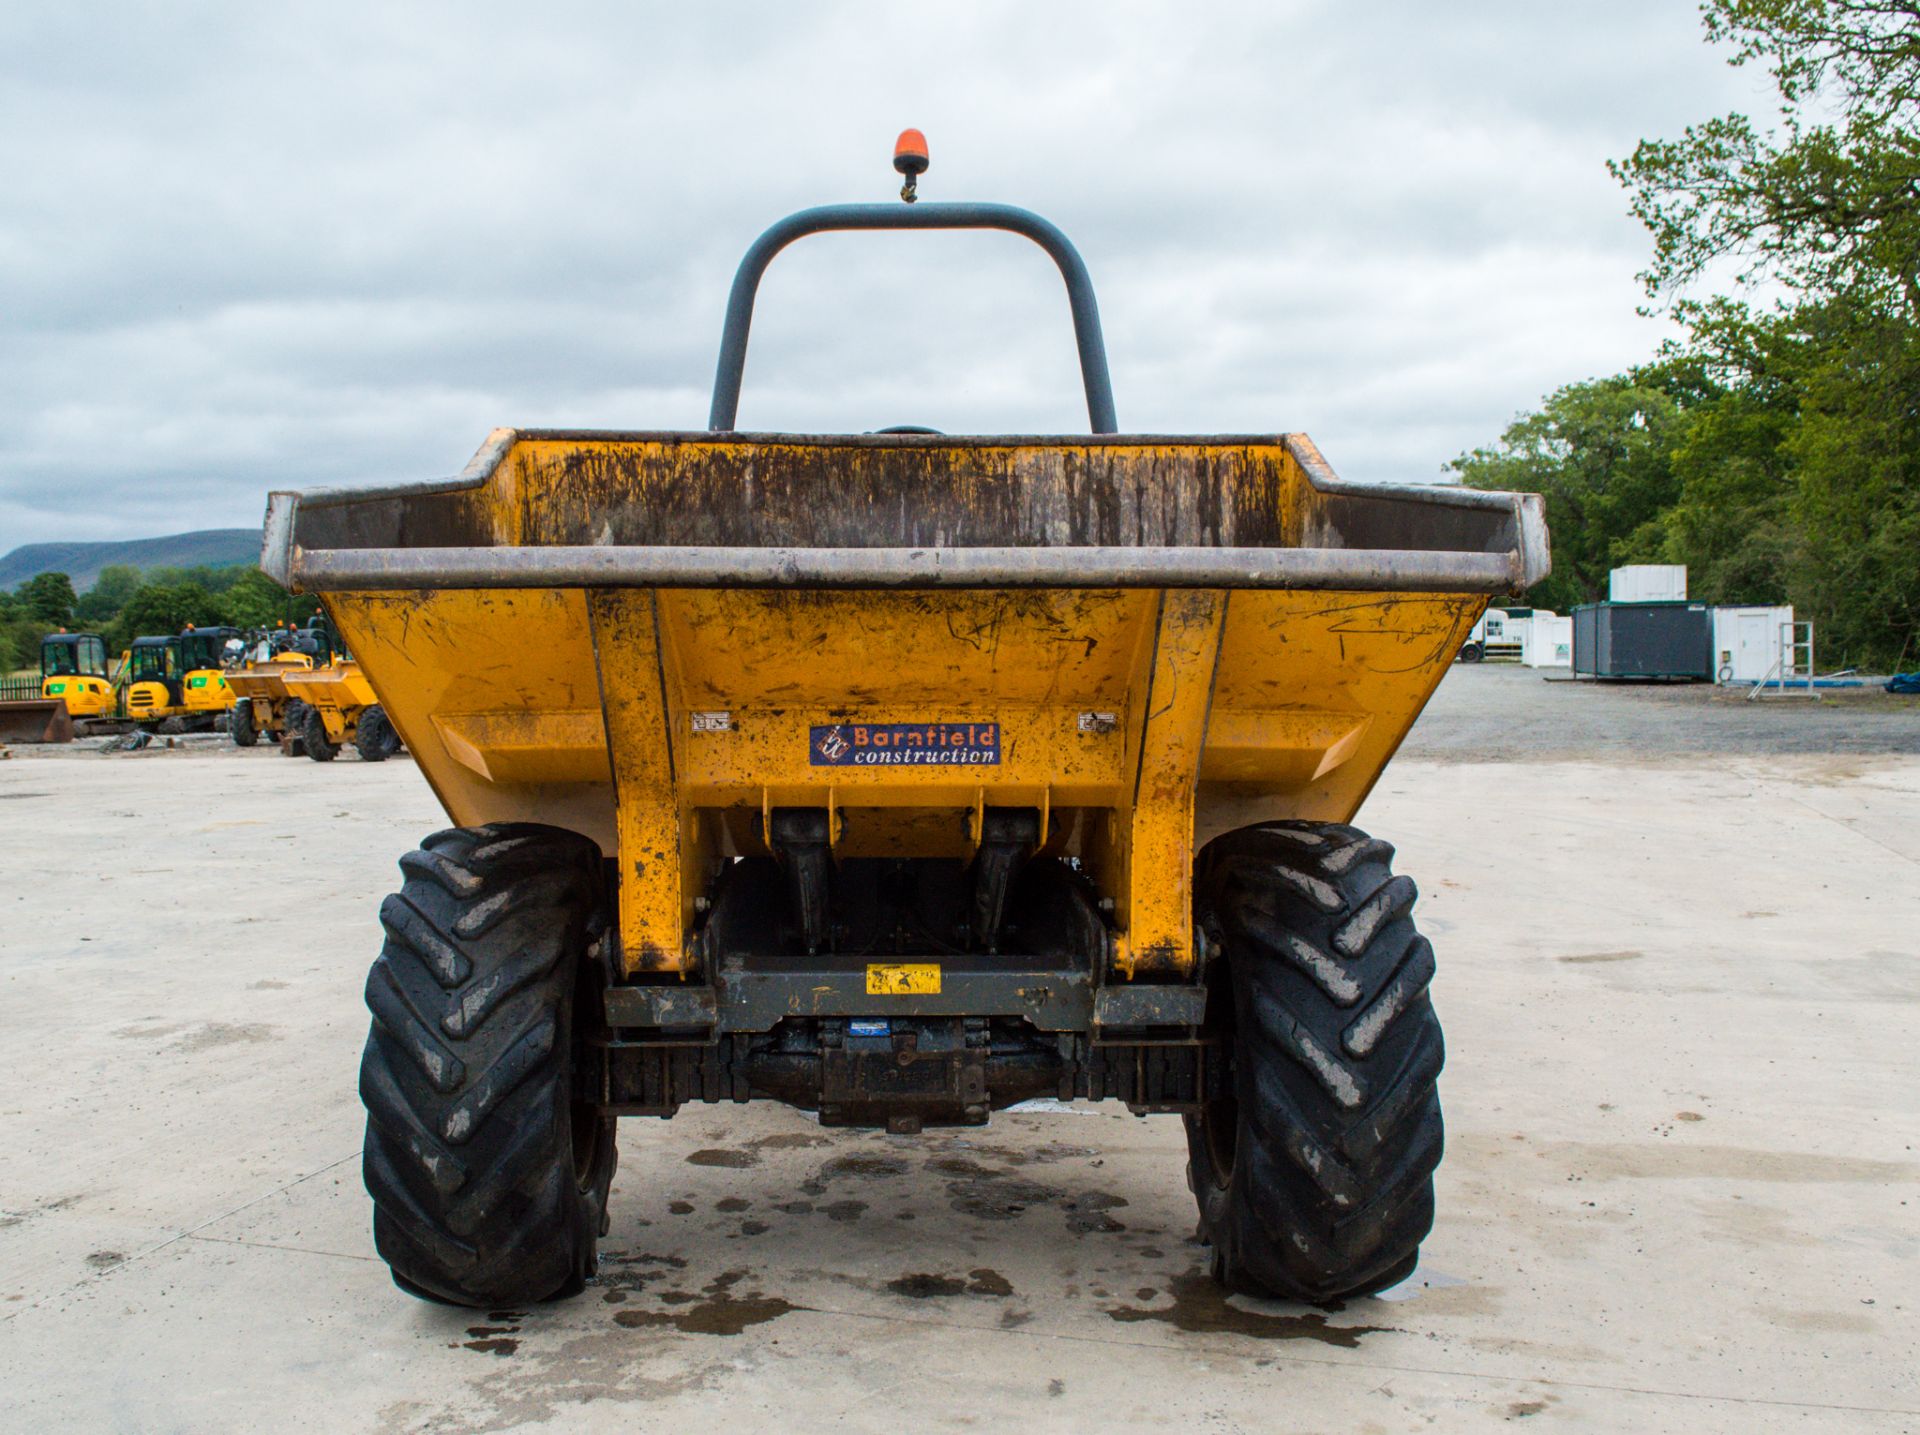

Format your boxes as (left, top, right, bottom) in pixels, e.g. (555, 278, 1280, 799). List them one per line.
(355, 705, 401, 762)
(302, 704, 338, 762)
(281, 699, 308, 751)
(157, 716, 187, 736)
(230, 699, 258, 747)
(1459, 641, 1484, 664)
(359, 823, 616, 1307)
(1187, 820, 1444, 1304)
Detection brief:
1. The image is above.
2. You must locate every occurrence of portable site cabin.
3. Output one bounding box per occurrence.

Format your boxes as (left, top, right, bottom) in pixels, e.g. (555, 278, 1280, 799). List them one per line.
(1608, 565, 1688, 603)
(1712, 605, 1794, 684)
(1521, 612, 1572, 668)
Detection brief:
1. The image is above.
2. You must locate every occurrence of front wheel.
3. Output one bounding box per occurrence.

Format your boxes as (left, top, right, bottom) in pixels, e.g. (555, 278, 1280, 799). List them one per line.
(360, 823, 616, 1306)
(355, 705, 401, 762)
(1187, 821, 1444, 1303)
(230, 699, 258, 747)
(1458, 642, 1484, 663)
(302, 704, 337, 762)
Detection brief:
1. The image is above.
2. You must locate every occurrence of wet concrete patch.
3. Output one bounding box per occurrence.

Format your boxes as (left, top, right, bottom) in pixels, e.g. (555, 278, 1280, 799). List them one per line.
(1106, 1273, 1393, 1347)
(461, 1316, 523, 1356)
(1062, 1191, 1128, 1233)
(887, 1268, 1015, 1299)
(611, 1270, 802, 1336)
(798, 1152, 912, 1195)
(685, 1148, 758, 1168)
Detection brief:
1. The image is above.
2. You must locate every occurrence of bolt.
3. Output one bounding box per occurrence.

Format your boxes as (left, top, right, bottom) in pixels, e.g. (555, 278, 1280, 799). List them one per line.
(1097, 897, 1115, 914)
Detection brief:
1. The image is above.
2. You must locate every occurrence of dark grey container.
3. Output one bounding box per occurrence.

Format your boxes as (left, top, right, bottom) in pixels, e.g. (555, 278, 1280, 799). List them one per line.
(1572, 602, 1714, 680)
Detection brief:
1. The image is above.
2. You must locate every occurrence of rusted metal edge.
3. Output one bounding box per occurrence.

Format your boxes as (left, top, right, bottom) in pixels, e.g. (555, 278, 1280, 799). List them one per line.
(285, 543, 1527, 594)
(281, 429, 1530, 513)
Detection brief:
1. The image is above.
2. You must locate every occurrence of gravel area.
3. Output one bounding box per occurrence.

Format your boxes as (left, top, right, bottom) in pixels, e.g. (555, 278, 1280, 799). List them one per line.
(1403, 663, 1920, 760)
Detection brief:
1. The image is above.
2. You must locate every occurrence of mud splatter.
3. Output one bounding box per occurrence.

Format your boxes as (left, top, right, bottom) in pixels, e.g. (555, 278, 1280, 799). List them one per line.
(821, 1200, 867, 1223)
(749, 1132, 832, 1150)
(668, 1201, 695, 1215)
(463, 1338, 518, 1356)
(715, 1197, 751, 1213)
(1106, 1273, 1393, 1347)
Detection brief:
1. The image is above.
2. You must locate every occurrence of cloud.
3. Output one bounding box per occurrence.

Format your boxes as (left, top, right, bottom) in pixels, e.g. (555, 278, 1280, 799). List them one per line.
(0, 0, 1779, 545)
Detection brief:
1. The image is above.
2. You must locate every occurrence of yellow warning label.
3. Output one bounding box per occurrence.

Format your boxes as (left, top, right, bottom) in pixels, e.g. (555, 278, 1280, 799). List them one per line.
(865, 963, 941, 996)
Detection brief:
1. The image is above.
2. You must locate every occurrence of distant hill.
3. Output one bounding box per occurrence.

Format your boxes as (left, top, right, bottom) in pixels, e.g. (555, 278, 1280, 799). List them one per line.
(0, 529, 261, 592)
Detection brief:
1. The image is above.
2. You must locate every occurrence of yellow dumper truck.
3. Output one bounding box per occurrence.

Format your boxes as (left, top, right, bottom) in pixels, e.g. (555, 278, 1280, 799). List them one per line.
(262, 142, 1547, 1308)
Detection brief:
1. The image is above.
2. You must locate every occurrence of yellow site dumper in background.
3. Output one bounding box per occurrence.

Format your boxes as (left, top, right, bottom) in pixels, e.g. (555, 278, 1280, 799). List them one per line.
(260, 133, 1547, 1310)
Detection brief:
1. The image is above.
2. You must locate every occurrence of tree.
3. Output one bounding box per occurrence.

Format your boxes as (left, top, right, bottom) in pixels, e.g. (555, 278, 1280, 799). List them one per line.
(1784, 307, 1920, 666)
(219, 569, 291, 629)
(75, 564, 142, 623)
(117, 581, 222, 641)
(15, 571, 77, 626)
(1449, 371, 1690, 611)
(1611, 0, 1920, 317)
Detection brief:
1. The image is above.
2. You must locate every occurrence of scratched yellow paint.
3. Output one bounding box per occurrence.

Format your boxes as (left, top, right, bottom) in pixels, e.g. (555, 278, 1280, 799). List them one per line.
(320, 433, 1489, 981)
(867, 964, 942, 996)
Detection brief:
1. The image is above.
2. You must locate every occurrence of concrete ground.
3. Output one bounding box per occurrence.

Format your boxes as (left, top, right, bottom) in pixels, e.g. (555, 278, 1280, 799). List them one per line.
(1, 669, 1917, 1432)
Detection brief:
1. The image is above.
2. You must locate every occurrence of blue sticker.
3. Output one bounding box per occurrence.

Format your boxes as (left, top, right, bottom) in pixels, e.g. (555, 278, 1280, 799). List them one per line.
(810, 721, 1000, 767)
(848, 1019, 891, 1037)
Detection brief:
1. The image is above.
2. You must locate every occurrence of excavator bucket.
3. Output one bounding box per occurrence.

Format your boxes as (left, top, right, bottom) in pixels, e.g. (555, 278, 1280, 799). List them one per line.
(0, 700, 75, 744)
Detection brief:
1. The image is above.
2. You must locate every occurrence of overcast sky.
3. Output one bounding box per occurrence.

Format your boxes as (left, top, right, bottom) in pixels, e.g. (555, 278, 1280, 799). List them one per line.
(0, 1, 1777, 550)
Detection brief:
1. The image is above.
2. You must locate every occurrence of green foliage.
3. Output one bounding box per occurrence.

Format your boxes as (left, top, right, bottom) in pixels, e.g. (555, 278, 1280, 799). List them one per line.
(15, 571, 77, 626)
(217, 569, 296, 628)
(74, 564, 141, 622)
(1450, 372, 1688, 612)
(1784, 307, 1920, 666)
(114, 582, 224, 645)
(1462, 2, 1920, 670)
(1610, 0, 1920, 316)
(1454, 292, 1920, 668)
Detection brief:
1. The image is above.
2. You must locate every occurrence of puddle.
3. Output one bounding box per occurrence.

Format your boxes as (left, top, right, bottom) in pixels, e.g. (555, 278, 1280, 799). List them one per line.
(1106, 1273, 1394, 1347)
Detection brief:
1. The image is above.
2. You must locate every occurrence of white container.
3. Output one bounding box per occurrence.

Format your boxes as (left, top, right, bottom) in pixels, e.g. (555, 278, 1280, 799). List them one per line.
(1712, 605, 1794, 683)
(1522, 612, 1572, 667)
(1609, 565, 1688, 602)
